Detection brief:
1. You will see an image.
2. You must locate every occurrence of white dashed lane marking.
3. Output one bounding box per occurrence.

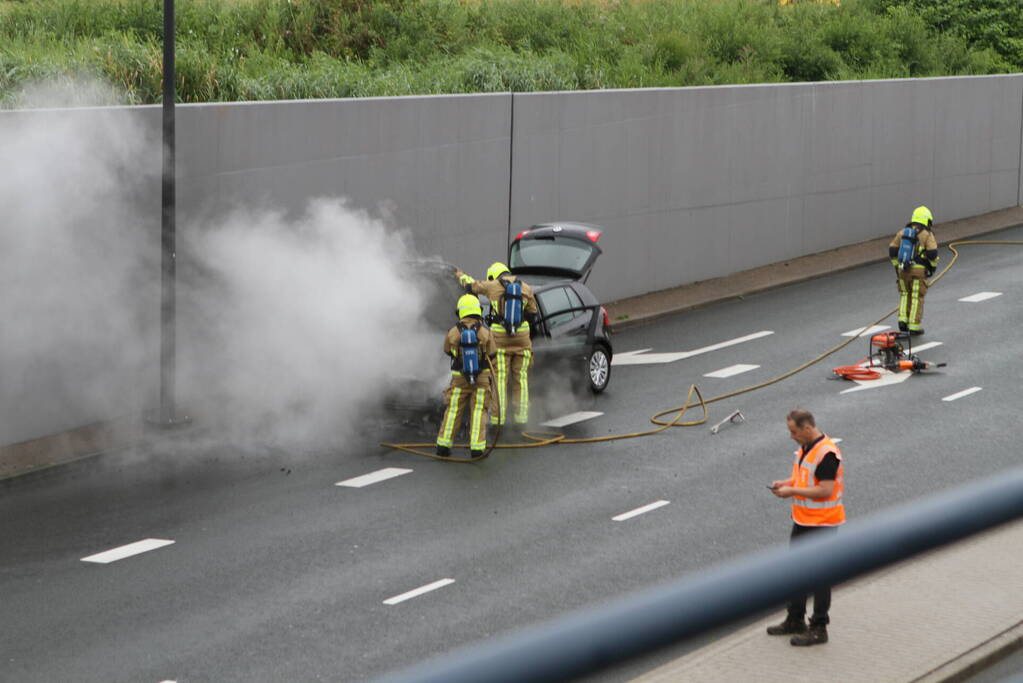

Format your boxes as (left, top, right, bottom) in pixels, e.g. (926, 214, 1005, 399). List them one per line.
(703, 364, 760, 379)
(910, 341, 943, 353)
(942, 387, 982, 402)
(958, 291, 1002, 303)
(841, 325, 890, 337)
(81, 539, 175, 564)
(541, 411, 604, 428)
(612, 331, 774, 366)
(383, 578, 455, 605)
(336, 468, 413, 488)
(612, 500, 670, 521)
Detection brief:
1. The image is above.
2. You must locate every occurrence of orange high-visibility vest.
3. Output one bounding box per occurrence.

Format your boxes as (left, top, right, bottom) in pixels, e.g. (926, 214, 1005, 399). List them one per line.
(790, 435, 845, 527)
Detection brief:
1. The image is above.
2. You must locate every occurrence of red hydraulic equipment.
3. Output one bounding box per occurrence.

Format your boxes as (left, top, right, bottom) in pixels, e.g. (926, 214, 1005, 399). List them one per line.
(832, 330, 946, 381)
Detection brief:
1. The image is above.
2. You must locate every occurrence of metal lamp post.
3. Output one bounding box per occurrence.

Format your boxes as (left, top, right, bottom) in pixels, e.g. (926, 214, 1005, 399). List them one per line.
(152, 0, 190, 427)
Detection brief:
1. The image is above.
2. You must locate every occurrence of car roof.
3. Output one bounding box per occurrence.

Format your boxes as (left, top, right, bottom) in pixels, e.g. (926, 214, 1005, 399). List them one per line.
(521, 222, 603, 240)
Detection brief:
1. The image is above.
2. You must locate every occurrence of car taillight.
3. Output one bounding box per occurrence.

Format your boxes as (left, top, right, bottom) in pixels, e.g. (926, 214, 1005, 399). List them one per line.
(601, 306, 610, 328)
(515, 230, 530, 240)
(585, 230, 601, 242)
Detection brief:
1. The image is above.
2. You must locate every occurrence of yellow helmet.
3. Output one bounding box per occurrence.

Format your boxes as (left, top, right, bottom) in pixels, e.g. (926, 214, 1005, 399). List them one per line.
(486, 262, 511, 281)
(910, 206, 933, 227)
(456, 293, 482, 319)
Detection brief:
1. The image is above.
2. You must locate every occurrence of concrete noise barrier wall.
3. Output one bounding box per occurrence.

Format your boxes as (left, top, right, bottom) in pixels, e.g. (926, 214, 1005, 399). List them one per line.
(1, 75, 1021, 447)
(509, 76, 1023, 300)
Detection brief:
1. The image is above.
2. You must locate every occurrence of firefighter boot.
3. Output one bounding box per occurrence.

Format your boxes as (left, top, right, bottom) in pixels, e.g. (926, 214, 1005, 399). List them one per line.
(436, 446, 451, 458)
(470, 450, 484, 459)
(766, 617, 807, 636)
(790, 624, 828, 646)
(898, 321, 908, 332)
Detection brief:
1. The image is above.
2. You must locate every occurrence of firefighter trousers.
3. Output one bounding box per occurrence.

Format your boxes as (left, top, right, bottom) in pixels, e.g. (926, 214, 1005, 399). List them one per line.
(436, 371, 492, 451)
(896, 268, 928, 330)
(492, 349, 532, 425)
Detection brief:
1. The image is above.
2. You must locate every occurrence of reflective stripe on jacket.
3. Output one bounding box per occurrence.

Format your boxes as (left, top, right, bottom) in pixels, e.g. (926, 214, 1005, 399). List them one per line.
(790, 435, 845, 527)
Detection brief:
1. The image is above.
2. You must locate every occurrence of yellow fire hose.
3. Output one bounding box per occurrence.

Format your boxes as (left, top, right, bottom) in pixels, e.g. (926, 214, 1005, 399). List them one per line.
(381, 239, 1023, 462)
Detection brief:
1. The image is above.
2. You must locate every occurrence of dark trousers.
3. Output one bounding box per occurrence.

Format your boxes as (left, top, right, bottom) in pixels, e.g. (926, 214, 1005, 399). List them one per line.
(786, 523, 839, 625)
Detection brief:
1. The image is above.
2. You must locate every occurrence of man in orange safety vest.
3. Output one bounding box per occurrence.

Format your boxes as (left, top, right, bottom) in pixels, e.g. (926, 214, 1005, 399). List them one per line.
(767, 408, 845, 646)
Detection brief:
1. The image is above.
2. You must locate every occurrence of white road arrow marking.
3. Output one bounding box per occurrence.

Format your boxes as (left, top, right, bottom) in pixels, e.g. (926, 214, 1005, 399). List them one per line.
(841, 325, 890, 337)
(612, 331, 774, 366)
(958, 291, 1002, 303)
(910, 341, 943, 353)
(840, 366, 914, 394)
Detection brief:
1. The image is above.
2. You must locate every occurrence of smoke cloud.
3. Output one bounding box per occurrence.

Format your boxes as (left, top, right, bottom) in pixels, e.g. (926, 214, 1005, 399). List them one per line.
(0, 83, 157, 446)
(1, 80, 442, 453)
(178, 199, 437, 448)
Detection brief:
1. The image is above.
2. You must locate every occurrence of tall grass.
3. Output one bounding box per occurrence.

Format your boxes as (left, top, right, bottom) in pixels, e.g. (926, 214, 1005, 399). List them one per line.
(0, 0, 1013, 106)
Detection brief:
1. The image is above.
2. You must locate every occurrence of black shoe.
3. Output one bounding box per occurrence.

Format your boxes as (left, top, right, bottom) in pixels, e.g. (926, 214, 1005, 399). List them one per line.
(436, 446, 451, 458)
(898, 321, 908, 332)
(909, 328, 924, 336)
(470, 449, 484, 459)
(791, 624, 828, 646)
(766, 618, 807, 636)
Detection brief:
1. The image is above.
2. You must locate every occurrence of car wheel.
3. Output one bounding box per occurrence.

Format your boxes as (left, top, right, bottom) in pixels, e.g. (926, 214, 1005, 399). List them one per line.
(587, 345, 611, 393)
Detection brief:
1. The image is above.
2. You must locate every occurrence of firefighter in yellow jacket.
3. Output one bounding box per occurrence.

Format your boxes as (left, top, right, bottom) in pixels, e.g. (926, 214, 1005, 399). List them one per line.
(436, 294, 498, 459)
(889, 206, 939, 335)
(455, 262, 538, 425)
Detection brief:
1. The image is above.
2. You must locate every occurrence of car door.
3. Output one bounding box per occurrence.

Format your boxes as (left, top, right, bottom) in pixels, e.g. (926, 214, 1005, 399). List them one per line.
(533, 285, 591, 375)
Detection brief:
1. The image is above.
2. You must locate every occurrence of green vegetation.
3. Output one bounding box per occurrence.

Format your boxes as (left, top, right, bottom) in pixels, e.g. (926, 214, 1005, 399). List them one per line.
(0, 0, 1016, 106)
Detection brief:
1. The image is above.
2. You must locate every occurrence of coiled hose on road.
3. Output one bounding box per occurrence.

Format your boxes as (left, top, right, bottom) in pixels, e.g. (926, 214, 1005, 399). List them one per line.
(380, 239, 1023, 462)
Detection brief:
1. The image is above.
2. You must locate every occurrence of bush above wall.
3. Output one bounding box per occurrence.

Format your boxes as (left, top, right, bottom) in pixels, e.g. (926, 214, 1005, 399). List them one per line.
(0, 0, 1014, 106)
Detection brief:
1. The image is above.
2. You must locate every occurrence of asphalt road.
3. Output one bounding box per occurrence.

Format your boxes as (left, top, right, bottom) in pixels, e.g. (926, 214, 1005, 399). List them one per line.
(2, 225, 1021, 683)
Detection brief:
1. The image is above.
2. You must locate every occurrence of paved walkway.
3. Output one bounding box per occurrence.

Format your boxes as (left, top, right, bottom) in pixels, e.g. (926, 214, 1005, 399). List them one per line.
(633, 520, 1023, 683)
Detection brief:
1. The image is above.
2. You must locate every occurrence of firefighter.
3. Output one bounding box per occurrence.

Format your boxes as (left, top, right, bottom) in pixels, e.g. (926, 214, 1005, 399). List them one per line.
(436, 294, 497, 459)
(889, 206, 938, 335)
(455, 262, 538, 426)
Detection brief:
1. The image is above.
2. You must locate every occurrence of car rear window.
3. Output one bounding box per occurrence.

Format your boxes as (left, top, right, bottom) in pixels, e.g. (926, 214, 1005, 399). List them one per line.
(510, 236, 594, 272)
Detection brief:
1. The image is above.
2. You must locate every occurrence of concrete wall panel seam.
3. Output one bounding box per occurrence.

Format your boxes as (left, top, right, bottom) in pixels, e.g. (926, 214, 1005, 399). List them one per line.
(1018, 77, 1023, 208)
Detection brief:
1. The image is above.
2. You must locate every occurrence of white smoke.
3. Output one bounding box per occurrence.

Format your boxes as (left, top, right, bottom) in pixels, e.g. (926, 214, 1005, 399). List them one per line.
(178, 199, 436, 447)
(0, 83, 157, 446)
(2, 77, 126, 110)
(1, 79, 440, 452)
